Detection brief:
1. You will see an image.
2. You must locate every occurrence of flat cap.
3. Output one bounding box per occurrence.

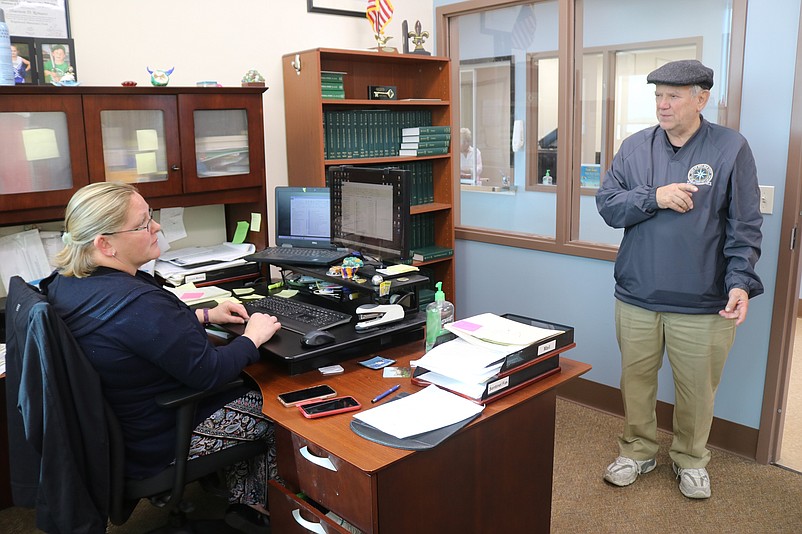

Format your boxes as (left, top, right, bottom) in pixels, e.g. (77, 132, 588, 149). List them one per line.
(646, 60, 714, 90)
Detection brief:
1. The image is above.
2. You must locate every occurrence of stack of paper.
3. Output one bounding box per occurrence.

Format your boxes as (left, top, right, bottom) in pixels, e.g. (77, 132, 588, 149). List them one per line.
(164, 282, 232, 305)
(353, 385, 484, 439)
(414, 313, 564, 400)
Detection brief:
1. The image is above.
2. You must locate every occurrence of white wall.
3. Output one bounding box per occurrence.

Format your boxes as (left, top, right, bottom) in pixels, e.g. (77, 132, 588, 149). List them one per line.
(68, 0, 434, 244)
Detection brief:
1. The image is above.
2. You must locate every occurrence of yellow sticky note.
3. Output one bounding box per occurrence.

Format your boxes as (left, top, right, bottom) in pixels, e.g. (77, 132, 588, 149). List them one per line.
(232, 221, 249, 244)
(250, 212, 262, 232)
(22, 128, 60, 161)
(233, 287, 255, 296)
(135, 152, 158, 175)
(136, 129, 159, 151)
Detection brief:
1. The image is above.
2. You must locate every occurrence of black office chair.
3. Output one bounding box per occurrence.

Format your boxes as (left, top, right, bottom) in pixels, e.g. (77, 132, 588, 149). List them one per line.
(4, 275, 268, 533)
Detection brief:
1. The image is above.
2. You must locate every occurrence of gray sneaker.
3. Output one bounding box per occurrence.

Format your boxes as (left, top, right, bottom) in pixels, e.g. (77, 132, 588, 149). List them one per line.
(603, 456, 656, 487)
(672, 463, 711, 499)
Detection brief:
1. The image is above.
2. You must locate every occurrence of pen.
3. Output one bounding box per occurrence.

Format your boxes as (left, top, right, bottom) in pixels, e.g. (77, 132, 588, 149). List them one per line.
(371, 384, 400, 403)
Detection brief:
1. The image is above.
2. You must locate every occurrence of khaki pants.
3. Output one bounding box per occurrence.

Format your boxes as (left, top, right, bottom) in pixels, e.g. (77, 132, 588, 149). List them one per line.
(614, 299, 736, 468)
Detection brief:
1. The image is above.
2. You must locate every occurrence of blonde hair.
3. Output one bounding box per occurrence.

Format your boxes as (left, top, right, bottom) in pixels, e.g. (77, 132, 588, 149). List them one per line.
(55, 182, 138, 277)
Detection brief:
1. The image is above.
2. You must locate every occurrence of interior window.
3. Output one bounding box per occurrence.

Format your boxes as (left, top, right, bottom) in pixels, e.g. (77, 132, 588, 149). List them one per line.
(442, 0, 741, 255)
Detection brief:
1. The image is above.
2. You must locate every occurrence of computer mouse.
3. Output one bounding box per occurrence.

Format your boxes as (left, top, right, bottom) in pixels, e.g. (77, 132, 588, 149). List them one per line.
(301, 329, 336, 347)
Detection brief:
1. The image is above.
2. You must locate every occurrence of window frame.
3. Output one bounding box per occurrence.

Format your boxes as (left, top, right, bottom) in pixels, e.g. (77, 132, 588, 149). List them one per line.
(436, 0, 747, 262)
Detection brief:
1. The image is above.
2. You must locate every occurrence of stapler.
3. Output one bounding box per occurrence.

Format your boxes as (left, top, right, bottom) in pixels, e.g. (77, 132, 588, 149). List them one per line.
(355, 303, 405, 332)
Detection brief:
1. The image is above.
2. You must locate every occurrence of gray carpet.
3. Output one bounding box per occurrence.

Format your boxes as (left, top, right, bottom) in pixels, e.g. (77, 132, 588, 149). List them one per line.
(2, 398, 801, 533)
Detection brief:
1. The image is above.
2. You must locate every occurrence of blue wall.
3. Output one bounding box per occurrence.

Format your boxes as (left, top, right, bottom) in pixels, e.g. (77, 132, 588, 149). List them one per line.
(435, 0, 801, 429)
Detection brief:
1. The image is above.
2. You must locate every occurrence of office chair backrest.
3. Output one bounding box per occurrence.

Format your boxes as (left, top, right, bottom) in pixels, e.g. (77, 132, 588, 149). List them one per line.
(4, 275, 110, 533)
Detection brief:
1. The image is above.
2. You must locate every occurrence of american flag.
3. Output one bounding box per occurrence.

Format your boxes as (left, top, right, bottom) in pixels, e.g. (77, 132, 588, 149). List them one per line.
(366, 0, 394, 34)
(511, 4, 537, 50)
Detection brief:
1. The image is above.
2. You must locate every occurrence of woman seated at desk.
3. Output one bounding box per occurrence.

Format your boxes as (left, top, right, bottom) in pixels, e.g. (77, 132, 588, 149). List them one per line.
(43, 182, 281, 532)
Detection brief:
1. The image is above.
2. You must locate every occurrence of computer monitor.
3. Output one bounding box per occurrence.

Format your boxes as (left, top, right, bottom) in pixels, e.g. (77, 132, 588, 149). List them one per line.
(273, 186, 334, 248)
(328, 165, 411, 264)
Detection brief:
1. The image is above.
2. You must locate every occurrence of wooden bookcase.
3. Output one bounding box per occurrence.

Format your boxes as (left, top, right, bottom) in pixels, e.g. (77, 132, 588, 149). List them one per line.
(282, 48, 455, 304)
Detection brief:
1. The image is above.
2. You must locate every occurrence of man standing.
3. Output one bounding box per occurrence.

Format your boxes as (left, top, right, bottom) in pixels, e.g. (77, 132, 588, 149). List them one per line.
(596, 60, 763, 499)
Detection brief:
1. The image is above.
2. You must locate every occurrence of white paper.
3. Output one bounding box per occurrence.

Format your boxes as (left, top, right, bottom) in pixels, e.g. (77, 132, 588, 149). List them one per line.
(352, 385, 484, 439)
(159, 207, 188, 242)
(0, 229, 53, 293)
(415, 338, 505, 384)
(446, 313, 562, 348)
(159, 242, 255, 267)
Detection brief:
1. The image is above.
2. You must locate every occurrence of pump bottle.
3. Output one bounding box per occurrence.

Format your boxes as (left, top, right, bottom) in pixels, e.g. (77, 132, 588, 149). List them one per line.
(425, 281, 454, 352)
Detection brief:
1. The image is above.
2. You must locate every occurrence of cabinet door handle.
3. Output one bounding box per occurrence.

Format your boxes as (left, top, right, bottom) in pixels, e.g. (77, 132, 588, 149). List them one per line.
(171, 164, 180, 171)
(299, 445, 337, 471)
(292, 509, 327, 533)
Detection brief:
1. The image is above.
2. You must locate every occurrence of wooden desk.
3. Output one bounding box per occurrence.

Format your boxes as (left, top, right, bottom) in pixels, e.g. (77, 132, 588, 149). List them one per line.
(245, 342, 591, 534)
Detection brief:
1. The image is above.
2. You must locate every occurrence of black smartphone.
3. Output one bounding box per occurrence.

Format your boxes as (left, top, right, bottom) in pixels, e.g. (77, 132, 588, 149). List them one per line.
(277, 384, 336, 407)
(297, 396, 361, 419)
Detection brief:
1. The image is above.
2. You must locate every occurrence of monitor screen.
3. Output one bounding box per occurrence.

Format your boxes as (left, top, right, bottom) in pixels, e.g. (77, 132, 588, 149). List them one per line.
(274, 186, 334, 248)
(329, 165, 411, 263)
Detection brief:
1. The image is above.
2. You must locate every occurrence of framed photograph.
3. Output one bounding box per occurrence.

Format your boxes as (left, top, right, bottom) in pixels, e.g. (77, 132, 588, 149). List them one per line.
(0, 0, 70, 38)
(10, 37, 37, 84)
(307, 0, 365, 18)
(36, 38, 76, 85)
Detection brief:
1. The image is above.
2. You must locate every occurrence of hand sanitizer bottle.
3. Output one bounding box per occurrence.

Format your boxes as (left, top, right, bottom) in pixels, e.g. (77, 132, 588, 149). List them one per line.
(0, 9, 15, 86)
(542, 169, 552, 185)
(425, 281, 455, 352)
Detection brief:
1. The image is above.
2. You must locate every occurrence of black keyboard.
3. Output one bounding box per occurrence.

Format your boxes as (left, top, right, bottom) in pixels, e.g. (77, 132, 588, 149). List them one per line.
(245, 295, 352, 335)
(246, 247, 350, 266)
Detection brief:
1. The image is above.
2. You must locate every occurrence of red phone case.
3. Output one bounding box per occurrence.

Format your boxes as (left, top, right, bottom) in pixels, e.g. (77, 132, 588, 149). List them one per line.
(297, 396, 361, 419)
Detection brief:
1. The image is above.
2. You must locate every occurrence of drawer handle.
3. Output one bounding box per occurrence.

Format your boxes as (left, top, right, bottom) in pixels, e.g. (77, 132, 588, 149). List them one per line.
(292, 509, 327, 533)
(299, 445, 337, 471)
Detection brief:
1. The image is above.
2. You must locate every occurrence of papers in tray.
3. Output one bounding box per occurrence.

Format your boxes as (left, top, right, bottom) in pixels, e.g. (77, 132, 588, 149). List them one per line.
(164, 282, 232, 305)
(159, 242, 255, 268)
(352, 385, 484, 439)
(445, 312, 563, 349)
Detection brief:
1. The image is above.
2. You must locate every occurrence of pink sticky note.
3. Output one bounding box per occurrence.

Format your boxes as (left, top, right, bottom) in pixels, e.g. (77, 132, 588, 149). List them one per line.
(452, 320, 481, 332)
(181, 292, 205, 300)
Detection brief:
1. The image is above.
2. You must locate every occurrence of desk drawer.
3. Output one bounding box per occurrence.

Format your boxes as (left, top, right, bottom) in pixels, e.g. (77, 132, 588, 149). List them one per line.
(284, 433, 373, 532)
(268, 481, 353, 533)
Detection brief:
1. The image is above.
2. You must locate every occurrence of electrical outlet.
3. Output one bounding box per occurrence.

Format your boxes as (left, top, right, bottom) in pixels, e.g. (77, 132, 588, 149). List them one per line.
(759, 185, 775, 215)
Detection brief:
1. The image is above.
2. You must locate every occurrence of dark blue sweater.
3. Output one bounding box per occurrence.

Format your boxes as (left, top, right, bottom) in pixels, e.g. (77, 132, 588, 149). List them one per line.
(42, 268, 260, 478)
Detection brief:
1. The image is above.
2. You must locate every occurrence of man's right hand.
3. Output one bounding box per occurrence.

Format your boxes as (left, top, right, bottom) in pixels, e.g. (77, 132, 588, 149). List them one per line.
(656, 182, 698, 213)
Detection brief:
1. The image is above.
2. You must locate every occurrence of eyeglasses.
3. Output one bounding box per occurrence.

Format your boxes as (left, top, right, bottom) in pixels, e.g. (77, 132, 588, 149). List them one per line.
(102, 208, 154, 236)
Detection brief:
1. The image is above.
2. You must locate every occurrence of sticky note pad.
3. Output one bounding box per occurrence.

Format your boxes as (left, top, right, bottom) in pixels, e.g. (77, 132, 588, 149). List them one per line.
(232, 221, 249, 244)
(250, 212, 262, 232)
(136, 129, 159, 151)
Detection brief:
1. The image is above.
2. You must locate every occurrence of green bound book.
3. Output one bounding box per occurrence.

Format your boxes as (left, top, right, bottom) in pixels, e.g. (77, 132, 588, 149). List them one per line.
(412, 245, 454, 262)
(401, 125, 451, 136)
(399, 146, 449, 157)
(400, 139, 451, 150)
(401, 133, 452, 143)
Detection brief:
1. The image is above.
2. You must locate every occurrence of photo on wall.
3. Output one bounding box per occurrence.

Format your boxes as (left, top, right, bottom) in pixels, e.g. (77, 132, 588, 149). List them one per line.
(10, 37, 36, 84)
(35, 38, 76, 85)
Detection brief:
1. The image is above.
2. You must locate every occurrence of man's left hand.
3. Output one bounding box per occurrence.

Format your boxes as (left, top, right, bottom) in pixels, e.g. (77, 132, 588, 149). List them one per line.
(719, 288, 749, 326)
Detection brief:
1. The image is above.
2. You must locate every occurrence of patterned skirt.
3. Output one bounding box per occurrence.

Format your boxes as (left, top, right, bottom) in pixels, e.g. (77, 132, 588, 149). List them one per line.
(188, 389, 276, 507)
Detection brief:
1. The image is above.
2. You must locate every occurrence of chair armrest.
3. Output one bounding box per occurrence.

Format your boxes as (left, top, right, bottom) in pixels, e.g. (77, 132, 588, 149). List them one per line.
(154, 377, 246, 409)
(153, 376, 248, 511)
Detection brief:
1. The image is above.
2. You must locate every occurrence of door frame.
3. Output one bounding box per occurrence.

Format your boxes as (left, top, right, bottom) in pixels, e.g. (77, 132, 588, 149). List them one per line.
(757, 11, 802, 464)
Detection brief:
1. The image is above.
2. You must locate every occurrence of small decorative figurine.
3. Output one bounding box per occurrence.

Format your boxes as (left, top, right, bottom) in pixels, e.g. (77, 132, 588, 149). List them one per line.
(407, 20, 431, 56)
(52, 67, 79, 86)
(366, 0, 397, 52)
(147, 66, 174, 87)
(241, 69, 265, 87)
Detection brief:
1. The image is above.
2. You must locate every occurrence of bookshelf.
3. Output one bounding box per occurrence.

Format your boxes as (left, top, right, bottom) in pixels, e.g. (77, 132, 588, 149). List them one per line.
(282, 48, 455, 304)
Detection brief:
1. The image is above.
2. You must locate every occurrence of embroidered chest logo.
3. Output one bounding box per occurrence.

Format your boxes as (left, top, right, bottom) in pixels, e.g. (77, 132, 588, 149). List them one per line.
(688, 163, 714, 185)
